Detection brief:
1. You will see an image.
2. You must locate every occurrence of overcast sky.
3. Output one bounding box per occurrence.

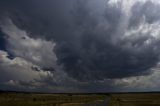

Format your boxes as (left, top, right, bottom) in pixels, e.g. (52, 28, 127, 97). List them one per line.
(0, 0, 160, 92)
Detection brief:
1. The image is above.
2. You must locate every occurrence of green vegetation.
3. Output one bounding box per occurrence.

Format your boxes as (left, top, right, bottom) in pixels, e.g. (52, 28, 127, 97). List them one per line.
(0, 93, 107, 106)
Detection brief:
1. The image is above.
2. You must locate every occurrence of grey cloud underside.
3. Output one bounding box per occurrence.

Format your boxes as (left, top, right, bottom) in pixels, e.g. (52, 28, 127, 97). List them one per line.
(0, 0, 160, 82)
(129, 1, 160, 28)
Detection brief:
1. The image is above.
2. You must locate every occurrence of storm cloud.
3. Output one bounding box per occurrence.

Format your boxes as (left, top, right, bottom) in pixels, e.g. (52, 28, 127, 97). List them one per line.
(0, 0, 160, 92)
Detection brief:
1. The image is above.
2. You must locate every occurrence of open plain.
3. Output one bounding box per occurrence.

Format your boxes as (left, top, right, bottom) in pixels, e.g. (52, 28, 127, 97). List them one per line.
(1, 92, 160, 106)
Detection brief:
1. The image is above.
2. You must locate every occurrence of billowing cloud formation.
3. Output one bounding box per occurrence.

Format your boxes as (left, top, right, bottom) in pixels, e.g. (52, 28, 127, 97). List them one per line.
(0, 0, 160, 92)
(0, 19, 84, 92)
(1, 18, 57, 68)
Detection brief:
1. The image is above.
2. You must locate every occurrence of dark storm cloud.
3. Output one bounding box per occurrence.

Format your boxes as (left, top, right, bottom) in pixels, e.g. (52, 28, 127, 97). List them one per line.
(0, 29, 15, 60)
(0, 0, 160, 83)
(0, 29, 6, 50)
(129, 1, 160, 28)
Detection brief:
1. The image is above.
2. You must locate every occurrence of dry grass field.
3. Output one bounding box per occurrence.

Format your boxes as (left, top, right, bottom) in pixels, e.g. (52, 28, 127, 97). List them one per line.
(0, 92, 107, 106)
(109, 93, 160, 106)
(1, 92, 160, 106)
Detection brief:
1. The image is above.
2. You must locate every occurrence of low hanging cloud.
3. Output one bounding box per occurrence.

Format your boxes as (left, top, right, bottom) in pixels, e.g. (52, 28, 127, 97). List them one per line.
(113, 64, 160, 91)
(0, 0, 160, 92)
(0, 50, 52, 85)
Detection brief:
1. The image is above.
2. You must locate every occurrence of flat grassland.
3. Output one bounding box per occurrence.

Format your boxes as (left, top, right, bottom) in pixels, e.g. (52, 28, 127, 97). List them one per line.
(1, 92, 160, 106)
(0, 93, 107, 106)
(109, 93, 160, 106)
